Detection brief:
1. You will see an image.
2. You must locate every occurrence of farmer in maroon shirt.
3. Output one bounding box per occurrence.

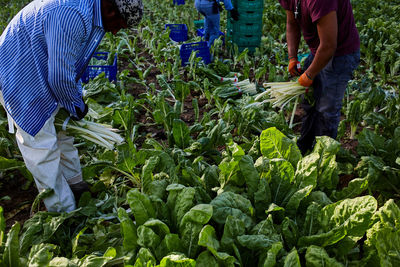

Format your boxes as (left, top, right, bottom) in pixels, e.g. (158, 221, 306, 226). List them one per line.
(279, 0, 360, 154)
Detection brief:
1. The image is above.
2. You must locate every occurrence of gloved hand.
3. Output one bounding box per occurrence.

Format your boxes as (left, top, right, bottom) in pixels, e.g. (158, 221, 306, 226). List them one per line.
(71, 101, 88, 121)
(288, 57, 302, 76)
(298, 72, 313, 87)
(230, 8, 239, 21)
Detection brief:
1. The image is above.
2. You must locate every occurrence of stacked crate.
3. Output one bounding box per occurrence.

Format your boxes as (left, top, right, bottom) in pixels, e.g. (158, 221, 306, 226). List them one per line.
(227, 0, 264, 53)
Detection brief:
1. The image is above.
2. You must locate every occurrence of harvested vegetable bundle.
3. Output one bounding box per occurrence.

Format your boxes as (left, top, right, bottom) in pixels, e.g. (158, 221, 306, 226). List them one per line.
(55, 110, 124, 150)
(214, 79, 257, 98)
(260, 82, 306, 109)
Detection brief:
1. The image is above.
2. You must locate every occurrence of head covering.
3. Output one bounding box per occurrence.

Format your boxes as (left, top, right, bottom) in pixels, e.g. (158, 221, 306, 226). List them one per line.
(114, 0, 143, 27)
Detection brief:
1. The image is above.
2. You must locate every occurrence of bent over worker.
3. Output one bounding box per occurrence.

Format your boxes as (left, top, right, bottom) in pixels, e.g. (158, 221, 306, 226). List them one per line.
(279, 0, 360, 155)
(195, 0, 239, 46)
(0, 0, 143, 212)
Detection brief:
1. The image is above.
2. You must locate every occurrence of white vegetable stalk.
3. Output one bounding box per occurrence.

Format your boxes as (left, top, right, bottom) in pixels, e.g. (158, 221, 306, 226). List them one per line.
(261, 82, 306, 109)
(237, 79, 257, 95)
(56, 118, 124, 150)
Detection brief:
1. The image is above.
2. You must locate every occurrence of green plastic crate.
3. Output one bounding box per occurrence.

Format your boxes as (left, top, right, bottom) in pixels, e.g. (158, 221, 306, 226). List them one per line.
(228, 21, 262, 35)
(231, 33, 261, 46)
(232, 0, 264, 11)
(236, 10, 263, 23)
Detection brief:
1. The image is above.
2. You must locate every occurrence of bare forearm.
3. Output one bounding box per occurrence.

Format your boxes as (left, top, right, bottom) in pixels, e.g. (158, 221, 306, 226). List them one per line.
(305, 10, 338, 79)
(286, 11, 301, 59)
(306, 44, 336, 78)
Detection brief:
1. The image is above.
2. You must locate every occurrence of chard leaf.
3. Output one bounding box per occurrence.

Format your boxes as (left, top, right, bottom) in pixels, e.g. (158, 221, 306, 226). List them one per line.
(143, 219, 170, 240)
(135, 247, 156, 267)
(282, 217, 299, 249)
(283, 248, 301, 267)
(210, 192, 254, 230)
(141, 156, 159, 195)
(155, 234, 184, 261)
(196, 251, 218, 267)
(260, 158, 296, 206)
(137, 225, 161, 251)
(127, 189, 156, 226)
(259, 242, 283, 267)
(357, 128, 386, 156)
(331, 178, 368, 201)
(299, 196, 377, 247)
(365, 200, 400, 266)
(237, 235, 278, 250)
(170, 187, 196, 230)
(179, 205, 213, 258)
(254, 177, 272, 218)
(173, 119, 190, 149)
(311, 136, 341, 190)
(28, 243, 57, 266)
(158, 253, 196, 267)
(221, 215, 246, 252)
(48, 257, 75, 266)
(260, 127, 301, 168)
(179, 204, 213, 229)
(3, 222, 20, 267)
(118, 207, 138, 252)
(285, 185, 313, 216)
(198, 225, 220, 255)
(305, 245, 344, 267)
(239, 155, 259, 200)
(294, 153, 319, 189)
(320, 195, 377, 235)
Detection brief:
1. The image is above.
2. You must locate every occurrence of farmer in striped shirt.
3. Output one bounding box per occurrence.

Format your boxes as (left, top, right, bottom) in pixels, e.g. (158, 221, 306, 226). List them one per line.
(0, 0, 142, 212)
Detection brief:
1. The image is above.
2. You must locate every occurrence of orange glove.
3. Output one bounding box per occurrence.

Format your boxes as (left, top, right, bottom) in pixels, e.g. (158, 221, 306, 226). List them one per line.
(288, 57, 301, 76)
(298, 72, 313, 87)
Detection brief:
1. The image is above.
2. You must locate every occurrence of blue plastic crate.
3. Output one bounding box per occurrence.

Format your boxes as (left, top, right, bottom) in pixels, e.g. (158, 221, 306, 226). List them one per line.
(81, 52, 117, 83)
(196, 28, 225, 43)
(180, 41, 211, 66)
(173, 0, 185, 5)
(165, 24, 188, 42)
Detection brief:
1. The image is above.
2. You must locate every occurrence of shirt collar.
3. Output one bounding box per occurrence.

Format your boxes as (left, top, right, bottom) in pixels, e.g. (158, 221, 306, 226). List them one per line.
(93, 0, 103, 28)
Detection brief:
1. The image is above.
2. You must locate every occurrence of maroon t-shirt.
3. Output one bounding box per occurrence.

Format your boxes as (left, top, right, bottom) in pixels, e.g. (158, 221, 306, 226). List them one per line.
(279, 0, 360, 56)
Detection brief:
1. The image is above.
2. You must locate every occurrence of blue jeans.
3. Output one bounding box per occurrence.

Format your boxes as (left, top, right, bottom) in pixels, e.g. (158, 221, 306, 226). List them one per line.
(195, 0, 220, 47)
(297, 50, 360, 154)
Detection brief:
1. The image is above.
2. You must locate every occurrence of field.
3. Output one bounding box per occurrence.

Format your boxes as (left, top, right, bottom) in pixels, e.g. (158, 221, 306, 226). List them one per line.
(0, 0, 400, 266)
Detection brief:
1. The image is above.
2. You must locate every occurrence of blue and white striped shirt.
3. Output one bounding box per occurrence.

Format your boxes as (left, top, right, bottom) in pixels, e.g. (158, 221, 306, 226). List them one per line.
(0, 0, 105, 136)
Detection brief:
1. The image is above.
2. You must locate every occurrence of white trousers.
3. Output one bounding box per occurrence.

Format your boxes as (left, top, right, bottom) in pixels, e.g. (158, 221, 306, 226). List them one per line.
(0, 91, 82, 212)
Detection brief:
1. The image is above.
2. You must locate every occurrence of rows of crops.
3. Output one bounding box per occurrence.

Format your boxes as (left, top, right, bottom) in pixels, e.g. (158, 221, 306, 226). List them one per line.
(0, 0, 399, 266)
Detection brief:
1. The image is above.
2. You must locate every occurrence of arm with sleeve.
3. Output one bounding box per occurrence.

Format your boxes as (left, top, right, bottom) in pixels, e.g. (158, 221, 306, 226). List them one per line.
(43, 7, 87, 118)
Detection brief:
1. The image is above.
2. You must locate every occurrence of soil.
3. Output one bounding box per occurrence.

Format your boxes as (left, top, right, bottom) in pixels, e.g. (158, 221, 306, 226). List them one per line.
(0, 175, 40, 231)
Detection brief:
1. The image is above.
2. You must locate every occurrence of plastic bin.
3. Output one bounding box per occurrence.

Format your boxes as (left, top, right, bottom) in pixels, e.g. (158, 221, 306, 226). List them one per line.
(180, 41, 211, 66)
(196, 28, 225, 43)
(228, 21, 262, 35)
(231, 33, 261, 47)
(232, 0, 264, 10)
(232, 10, 263, 23)
(81, 52, 117, 83)
(173, 0, 185, 5)
(165, 24, 188, 42)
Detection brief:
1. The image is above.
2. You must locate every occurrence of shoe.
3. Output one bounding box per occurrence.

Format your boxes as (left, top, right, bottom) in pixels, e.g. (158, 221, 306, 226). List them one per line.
(69, 181, 89, 201)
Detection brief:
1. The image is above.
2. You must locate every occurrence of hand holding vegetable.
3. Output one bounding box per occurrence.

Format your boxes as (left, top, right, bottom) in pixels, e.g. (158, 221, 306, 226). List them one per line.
(230, 8, 239, 21)
(298, 72, 313, 87)
(288, 57, 302, 76)
(71, 100, 88, 121)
